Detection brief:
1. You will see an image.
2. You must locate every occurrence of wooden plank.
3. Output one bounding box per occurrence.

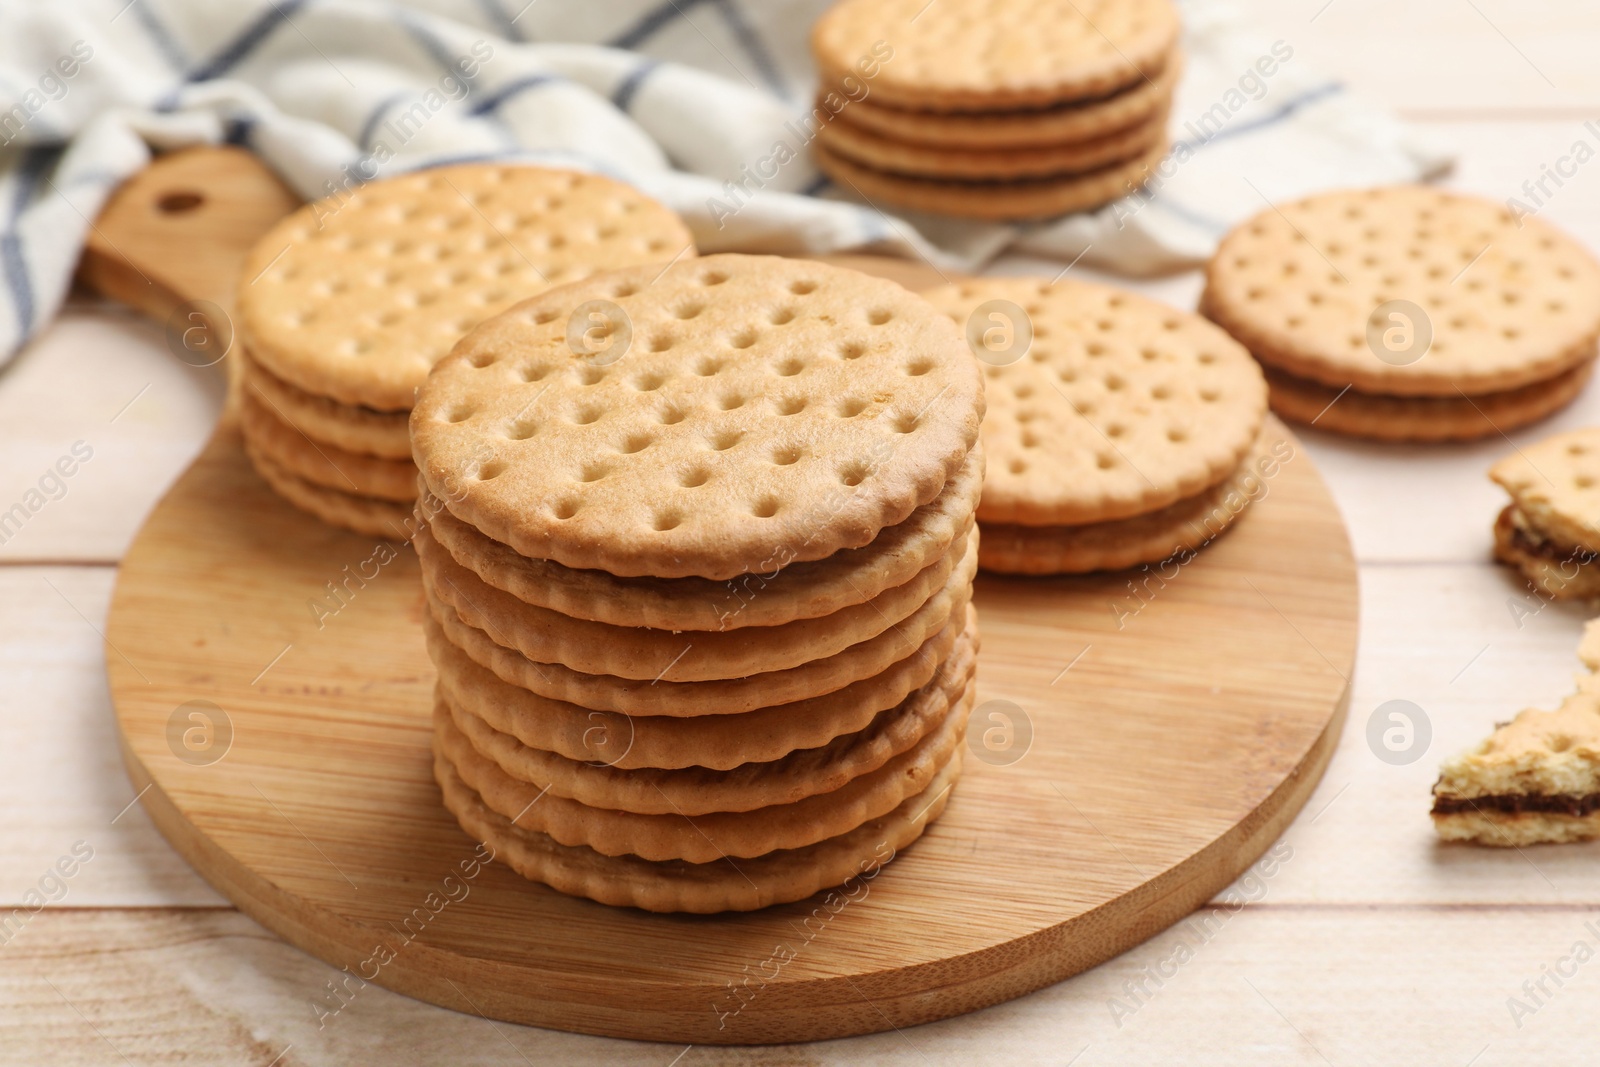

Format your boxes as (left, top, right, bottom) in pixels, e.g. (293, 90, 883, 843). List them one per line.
(1227, 0, 1600, 112)
(0, 566, 226, 908)
(0, 907, 1589, 1064)
(0, 303, 222, 564)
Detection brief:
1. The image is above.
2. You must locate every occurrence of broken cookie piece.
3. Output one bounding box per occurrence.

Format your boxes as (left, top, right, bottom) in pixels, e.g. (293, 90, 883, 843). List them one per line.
(1433, 619, 1600, 845)
(1491, 429, 1600, 600)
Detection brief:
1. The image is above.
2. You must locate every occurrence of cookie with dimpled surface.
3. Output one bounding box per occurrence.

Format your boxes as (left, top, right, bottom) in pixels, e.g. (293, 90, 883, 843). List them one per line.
(237, 163, 695, 412)
(979, 424, 1285, 574)
(409, 253, 984, 580)
(1202, 185, 1600, 397)
(922, 276, 1266, 526)
(417, 444, 981, 631)
(1488, 426, 1600, 600)
(811, 0, 1179, 112)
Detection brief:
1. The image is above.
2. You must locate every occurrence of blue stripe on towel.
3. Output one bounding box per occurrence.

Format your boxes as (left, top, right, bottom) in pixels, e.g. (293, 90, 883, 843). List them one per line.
(466, 74, 559, 116)
(611, 60, 660, 112)
(0, 149, 52, 336)
(186, 0, 305, 82)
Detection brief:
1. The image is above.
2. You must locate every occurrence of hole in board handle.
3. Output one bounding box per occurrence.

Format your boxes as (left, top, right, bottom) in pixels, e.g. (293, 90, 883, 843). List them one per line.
(157, 191, 205, 214)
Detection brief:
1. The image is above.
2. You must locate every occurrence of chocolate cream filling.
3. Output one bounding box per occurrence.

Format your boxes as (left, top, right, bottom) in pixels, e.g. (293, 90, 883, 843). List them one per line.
(1500, 505, 1598, 564)
(1432, 793, 1600, 818)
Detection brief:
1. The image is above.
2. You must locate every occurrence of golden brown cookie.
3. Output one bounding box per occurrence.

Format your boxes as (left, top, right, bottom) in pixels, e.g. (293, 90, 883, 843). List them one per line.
(1492, 426, 1600, 553)
(242, 352, 412, 460)
(427, 582, 973, 717)
(923, 277, 1267, 525)
(239, 388, 417, 502)
(830, 51, 1180, 150)
(1491, 506, 1600, 601)
(814, 137, 1166, 221)
(1202, 185, 1600, 397)
(444, 644, 974, 814)
(419, 444, 981, 631)
(429, 607, 975, 770)
(811, 0, 1179, 111)
(1434, 620, 1600, 846)
(433, 746, 960, 912)
(434, 684, 968, 861)
(243, 439, 413, 539)
(1262, 361, 1593, 442)
(815, 104, 1167, 180)
(978, 425, 1285, 574)
(416, 520, 976, 681)
(238, 164, 695, 411)
(410, 254, 984, 579)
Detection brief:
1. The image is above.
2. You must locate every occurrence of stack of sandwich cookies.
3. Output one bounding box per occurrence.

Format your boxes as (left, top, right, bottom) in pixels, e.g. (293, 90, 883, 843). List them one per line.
(235, 164, 695, 536)
(1201, 186, 1600, 441)
(809, 0, 1178, 220)
(1489, 427, 1600, 600)
(409, 253, 985, 912)
(1434, 620, 1600, 846)
(923, 278, 1268, 575)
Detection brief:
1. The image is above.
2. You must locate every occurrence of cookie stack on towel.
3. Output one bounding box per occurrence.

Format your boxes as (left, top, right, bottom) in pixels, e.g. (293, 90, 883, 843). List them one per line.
(409, 253, 986, 912)
(809, 0, 1178, 220)
(234, 164, 695, 536)
(923, 277, 1268, 574)
(1202, 186, 1600, 441)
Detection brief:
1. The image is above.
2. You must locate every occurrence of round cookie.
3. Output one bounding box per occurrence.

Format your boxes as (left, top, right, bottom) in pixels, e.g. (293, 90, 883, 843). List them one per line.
(420, 444, 981, 631)
(811, 0, 1179, 112)
(428, 607, 975, 770)
(238, 164, 696, 411)
(1262, 361, 1593, 442)
(242, 354, 412, 460)
(410, 254, 984, 580)
(922, 277, 1267, 526)
(816, 105, 1167, 180)
(434, 689, 968, 861)
(238, 388, 417, 502)
(433, 747, 960, 913)
(416, 521, 976, 681)
(979, 425, 1279, 574)
(1202, 185, 1600, 397)
(443, 646, 975, 814)
(830, 52, 1180, 150)
(243, 441, 413, 539)
(813, 138, 1166, 221)
(427, 579, 973, 717)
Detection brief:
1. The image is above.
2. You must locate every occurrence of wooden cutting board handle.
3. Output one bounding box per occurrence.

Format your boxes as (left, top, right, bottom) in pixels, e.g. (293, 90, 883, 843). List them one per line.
(78, 145, 302, 316)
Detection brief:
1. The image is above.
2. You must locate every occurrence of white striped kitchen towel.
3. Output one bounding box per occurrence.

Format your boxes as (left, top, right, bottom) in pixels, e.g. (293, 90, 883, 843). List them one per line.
(0, 0, 1449, 367)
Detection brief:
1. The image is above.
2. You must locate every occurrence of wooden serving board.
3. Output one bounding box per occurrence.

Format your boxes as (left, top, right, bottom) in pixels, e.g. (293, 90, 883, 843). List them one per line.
(88, 148, 1357, 1045)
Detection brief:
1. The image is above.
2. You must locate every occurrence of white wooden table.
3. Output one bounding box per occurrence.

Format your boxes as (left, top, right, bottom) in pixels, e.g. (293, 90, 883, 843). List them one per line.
(6, 3, 1600, 1062)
